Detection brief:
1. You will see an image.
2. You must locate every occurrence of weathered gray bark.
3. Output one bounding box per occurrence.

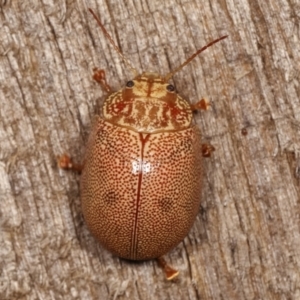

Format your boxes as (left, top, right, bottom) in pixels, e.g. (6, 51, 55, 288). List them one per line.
(1, 0, 300, 299)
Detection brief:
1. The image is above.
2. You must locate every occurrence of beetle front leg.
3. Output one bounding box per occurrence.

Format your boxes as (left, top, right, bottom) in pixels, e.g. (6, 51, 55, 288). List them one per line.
(157, 256, 179, 280)
(92, 68, 112, 93)
(57, 154, 83, 173)
(191, 98, 210, 112)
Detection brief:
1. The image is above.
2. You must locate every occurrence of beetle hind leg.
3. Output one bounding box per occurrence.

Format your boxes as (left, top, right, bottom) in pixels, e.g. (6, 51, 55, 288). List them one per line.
(57, 154, 83, 173)
(157, 257, 179, 281)
(202, 143, 215, 157)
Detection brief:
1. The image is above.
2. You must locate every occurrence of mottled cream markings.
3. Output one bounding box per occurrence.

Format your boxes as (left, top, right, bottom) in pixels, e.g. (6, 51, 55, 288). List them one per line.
(103, 74, 192, 133)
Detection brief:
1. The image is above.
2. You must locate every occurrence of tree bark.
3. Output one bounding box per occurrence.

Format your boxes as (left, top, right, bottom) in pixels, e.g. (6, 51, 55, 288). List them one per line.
(1, 0, 300, 299)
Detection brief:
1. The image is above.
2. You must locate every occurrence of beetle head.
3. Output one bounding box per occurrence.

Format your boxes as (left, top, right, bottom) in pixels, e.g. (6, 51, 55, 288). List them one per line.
(126, 72, 176, 100)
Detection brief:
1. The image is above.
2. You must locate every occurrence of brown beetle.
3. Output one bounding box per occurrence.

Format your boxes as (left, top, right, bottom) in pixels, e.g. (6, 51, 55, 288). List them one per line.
(59, 9, 227, 280)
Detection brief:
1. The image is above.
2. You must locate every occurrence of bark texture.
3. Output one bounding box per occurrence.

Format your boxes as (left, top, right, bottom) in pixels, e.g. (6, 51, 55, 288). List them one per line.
(1, 0, 300, 299)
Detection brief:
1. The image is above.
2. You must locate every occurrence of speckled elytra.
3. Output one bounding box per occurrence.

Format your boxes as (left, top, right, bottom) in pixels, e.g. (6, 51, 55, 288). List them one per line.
(58, 8, 227, 280)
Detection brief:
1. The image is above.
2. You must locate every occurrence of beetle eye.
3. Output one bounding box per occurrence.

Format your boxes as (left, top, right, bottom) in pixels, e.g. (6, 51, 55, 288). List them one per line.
(166, 84, 175, 92)
(126, 80, 134, 88)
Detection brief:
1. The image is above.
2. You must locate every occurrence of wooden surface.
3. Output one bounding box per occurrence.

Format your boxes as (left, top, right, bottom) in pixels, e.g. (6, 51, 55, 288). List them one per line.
(1, 0, 300, 299)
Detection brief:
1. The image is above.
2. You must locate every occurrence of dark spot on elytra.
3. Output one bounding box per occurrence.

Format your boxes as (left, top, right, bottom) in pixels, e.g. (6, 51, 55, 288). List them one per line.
(104, 191, 118, 204)
(158, 198, 173, 212)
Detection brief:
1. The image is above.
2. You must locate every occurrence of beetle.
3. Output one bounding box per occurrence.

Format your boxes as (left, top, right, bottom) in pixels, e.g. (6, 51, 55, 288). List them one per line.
(58, 9, 227, 280)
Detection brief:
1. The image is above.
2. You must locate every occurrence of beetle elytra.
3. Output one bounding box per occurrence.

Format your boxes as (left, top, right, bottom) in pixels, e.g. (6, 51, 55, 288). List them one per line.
(58, 9, 227, 280)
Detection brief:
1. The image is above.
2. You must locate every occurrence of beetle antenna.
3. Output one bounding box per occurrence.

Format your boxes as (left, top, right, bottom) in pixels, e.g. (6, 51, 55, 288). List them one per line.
(163, 35, 228, 81)
(88, 8, 138, 77)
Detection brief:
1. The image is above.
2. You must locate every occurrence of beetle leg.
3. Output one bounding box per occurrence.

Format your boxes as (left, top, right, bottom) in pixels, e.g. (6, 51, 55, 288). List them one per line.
(57, 154, 83, 173)
(92, 68, 112, 93)
(191, 98, 210, 112)
(202, 143, 215, 157)
(157, 257, 179, 280)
